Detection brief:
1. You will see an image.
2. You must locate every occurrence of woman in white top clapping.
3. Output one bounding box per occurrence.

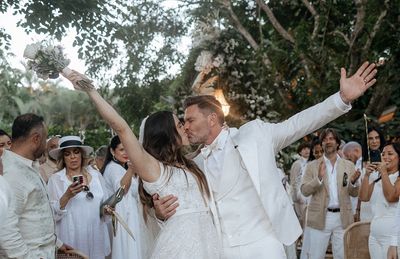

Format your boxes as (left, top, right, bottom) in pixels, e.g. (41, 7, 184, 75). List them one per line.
(359, 142, 400, 259)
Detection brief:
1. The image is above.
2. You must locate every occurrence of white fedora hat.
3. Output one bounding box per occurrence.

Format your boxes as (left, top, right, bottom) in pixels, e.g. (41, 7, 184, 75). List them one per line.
(49, 136, 93, 160)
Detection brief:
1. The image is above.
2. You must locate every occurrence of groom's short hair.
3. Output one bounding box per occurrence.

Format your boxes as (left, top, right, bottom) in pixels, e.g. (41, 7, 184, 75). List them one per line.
(184, 95, 225, 125)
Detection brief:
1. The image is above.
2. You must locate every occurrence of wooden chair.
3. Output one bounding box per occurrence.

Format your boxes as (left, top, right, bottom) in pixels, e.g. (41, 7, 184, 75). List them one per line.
(57, 249, 88, 259)
(343, 221, 371, 259)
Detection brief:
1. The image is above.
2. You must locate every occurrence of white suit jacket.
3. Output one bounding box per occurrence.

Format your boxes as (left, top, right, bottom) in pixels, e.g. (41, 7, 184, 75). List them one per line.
(194, 92, 351, 245)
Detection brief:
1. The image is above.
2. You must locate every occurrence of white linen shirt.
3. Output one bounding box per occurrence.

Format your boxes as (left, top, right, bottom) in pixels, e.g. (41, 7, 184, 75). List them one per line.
(0, 150, 57, 259)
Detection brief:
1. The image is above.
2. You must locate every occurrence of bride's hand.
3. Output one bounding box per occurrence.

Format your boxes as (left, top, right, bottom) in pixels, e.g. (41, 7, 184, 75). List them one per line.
(61, 68, 94, 92)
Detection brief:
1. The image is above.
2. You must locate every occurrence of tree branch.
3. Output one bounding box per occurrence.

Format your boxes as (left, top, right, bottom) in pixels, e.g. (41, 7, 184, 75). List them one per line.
(330, 30, 351, 46)
(362, 0, 389, 57)
(301, 0, 320, 40)
(348, 0, 366, 74)
(219, 0, 271, 67)
(255, 0, 295, 44)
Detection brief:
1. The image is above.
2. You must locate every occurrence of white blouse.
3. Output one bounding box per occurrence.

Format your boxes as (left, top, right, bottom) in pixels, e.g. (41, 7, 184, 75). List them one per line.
(47, 166, 111, 258)
(103, 161, 143, 259)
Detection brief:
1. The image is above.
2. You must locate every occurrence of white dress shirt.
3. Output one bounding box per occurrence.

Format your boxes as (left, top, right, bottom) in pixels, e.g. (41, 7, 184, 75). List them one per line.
(323, 154, 341, 209)
(201, 128, 229, 191)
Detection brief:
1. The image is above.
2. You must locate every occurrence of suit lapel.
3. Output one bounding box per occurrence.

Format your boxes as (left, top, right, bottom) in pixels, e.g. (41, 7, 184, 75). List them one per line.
(336, 159, 344, 194)
(231, 132, 260, 194)
(318, 157, 329, 195)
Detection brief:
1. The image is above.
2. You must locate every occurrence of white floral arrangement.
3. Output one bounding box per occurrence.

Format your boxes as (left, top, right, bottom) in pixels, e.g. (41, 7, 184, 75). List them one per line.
(23, 41, 71, 80)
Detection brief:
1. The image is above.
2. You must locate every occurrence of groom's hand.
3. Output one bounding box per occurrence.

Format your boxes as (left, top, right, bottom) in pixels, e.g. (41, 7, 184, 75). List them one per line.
(339, 61, 377, 104)
(153, 194, 179, 221)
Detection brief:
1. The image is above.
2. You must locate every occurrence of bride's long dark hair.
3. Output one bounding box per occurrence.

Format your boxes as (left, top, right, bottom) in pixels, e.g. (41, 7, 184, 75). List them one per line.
(138, 111, 210, 219)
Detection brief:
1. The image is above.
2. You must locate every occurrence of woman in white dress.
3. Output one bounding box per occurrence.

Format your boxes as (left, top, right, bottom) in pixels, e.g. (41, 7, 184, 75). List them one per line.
(47, 136, 111, 258)
(359, 142, 400, 259)
(101, 135, 143, 259)
(64, 70, 219, 259)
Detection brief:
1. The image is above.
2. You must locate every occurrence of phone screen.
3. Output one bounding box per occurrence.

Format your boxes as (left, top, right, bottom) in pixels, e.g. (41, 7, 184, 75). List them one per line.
(72, 175, 84, 184)
(370, 150, 381, 163)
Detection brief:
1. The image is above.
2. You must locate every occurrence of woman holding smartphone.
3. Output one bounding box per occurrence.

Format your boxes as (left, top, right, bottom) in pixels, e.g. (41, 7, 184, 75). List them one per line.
(359, 142, 400, 259)
(362, 126, 385, 165)
(47, 136, 111, 258)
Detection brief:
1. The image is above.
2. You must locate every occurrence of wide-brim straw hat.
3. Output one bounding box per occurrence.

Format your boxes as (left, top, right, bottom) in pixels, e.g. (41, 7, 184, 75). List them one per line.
(49, 136, 93, 160)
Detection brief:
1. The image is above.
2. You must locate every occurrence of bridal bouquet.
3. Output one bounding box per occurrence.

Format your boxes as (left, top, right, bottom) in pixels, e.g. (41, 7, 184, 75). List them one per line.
(23, 41, 71, 80)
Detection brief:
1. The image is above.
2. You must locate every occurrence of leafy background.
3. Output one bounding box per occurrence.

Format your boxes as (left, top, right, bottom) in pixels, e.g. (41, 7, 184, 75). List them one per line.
(1, 0, 399, 171)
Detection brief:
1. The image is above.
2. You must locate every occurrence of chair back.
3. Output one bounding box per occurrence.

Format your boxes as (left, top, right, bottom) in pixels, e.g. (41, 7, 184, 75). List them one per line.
(343, 221, 371, 259)
(57, 249, 88, 259)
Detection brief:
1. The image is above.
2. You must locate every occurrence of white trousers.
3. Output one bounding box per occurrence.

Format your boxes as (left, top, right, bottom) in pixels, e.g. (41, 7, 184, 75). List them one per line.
(308, 212, 345, 259)
(221, 234, 286, 259)
(300, 227, 311, 259)
(369, 215, 396, 259)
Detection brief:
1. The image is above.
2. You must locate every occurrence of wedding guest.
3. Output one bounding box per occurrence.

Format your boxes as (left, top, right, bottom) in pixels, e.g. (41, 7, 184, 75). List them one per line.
(290, 142, 310, 228)
(362, 125, 385, 165)
(0, 148, 11, 224)
(94, 145, 108, 171)
(40, 135, 61, 183)
(101, 135, 143, 259)
(359, 142, 400, 259)
(342, 141, 373, 221)
(301, 128, 360, 259)
(309, 138, 324, 161)
(63, 71, 219, 259)
(0, 129, 12, 150)
(0, 114, 70, 258)
(300, 137, 324, 259)
(47, 136, 111, 259)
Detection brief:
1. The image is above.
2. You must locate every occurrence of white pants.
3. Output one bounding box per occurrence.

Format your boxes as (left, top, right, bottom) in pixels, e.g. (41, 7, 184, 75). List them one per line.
(300, 226, 311, 259)
(308, 212, 345, 259)
(221, 234, 286, 259)
(369, 215, 396, 259)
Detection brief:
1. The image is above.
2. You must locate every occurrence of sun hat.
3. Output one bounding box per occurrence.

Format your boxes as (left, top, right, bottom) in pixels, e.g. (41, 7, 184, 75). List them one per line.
(49, 136, 93, 160)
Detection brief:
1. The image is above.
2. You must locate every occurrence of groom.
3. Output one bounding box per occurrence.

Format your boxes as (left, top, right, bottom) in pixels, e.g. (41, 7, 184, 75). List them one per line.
(154, 62, 377, 258)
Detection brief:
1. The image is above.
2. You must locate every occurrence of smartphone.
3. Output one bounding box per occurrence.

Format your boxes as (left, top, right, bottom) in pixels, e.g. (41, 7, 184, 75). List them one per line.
(370, 150, 381, 163)
(72, 175, 84, 184)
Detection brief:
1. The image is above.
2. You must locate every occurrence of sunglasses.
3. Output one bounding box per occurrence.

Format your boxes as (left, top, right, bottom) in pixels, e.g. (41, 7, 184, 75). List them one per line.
(83, 185, 94, 200)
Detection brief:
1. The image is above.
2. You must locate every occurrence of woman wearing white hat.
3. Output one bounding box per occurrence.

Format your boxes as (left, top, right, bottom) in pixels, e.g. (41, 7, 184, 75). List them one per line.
(47, 136, 111, 259)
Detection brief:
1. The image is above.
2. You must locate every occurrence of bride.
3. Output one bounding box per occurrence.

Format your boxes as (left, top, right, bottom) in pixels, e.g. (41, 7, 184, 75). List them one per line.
(63, 70, 220, 259)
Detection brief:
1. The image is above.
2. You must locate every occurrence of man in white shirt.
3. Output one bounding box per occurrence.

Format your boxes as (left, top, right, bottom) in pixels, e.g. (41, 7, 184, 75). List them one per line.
(301, 129, 360, 259)
(154, 62, 377, 258)
(342, 141, 373, 222)
(0, 113, 71, 258)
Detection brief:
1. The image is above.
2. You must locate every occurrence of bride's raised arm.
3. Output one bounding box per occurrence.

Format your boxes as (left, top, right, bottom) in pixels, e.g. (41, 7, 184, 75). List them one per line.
(62, 70, 160, 182)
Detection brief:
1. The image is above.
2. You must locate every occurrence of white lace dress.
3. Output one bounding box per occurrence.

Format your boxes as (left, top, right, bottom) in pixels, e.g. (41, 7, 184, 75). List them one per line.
(143, 163, 219, 259)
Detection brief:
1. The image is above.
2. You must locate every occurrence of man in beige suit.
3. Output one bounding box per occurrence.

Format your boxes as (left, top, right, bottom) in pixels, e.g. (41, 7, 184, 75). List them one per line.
(301, 128, 360, 259)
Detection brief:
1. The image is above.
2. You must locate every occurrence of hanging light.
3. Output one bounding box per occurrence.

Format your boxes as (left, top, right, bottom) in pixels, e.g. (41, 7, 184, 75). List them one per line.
(214, 89, 230, 116)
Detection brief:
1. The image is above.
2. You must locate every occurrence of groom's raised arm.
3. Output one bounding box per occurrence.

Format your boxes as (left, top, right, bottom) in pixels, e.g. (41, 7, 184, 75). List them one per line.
(258, 61, 377, 154)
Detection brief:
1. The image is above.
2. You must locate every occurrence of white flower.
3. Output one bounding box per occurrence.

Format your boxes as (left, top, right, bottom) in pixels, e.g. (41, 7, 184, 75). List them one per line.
(23, 42, 41, 59)
(194, 51, 213, 72)
(212, 55, 224, 68)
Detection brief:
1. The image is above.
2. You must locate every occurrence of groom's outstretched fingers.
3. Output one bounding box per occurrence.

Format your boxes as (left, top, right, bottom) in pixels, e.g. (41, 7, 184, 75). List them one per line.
(153, 194, 179, 221)
(359, 62, 377, 86)
(339, 61, 378, 103)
